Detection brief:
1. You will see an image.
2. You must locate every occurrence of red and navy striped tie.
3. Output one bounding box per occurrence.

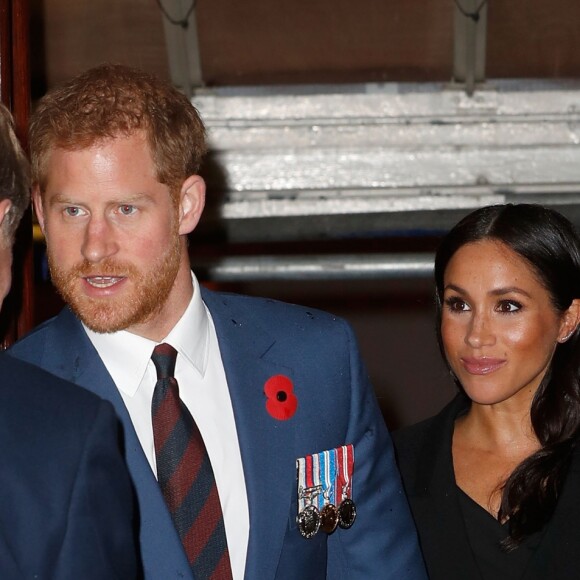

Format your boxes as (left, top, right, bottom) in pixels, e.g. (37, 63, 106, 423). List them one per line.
(151, 343, 233, 579)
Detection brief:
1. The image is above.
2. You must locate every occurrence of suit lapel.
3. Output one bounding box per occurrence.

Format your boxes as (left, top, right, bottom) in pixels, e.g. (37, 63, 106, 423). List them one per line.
(38, 309, 194, 579)
(203, 290, 297, 580)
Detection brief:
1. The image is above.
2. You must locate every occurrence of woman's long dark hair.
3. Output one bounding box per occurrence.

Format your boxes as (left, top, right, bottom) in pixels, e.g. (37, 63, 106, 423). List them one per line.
(435, 203, 580, 549)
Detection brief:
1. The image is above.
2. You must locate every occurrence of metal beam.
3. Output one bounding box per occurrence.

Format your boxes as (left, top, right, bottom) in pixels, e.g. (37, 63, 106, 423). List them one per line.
(192, 254, 435, 282)
(193, 81, 580, 242)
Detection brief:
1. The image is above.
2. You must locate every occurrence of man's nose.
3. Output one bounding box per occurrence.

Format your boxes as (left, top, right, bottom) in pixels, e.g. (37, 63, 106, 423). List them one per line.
(80, 216, 119, 263)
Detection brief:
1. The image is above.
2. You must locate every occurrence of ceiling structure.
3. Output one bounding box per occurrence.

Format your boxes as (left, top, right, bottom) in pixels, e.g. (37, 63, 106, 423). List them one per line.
(33, 1, 580, 90)
(30, 0, 580, 280)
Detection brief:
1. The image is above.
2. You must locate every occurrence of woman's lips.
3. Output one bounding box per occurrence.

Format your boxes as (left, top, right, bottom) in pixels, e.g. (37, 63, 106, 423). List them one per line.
(461, 357, 506, 375)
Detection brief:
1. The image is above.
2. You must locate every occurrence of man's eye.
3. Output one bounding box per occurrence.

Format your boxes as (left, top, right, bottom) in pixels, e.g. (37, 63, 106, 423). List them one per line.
(119, 205, 136, 215)
(64, 207, 82, 217)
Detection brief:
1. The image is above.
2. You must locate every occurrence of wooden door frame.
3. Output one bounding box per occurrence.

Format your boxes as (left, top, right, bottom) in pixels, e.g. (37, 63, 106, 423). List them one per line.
(0, 0, 33, 346)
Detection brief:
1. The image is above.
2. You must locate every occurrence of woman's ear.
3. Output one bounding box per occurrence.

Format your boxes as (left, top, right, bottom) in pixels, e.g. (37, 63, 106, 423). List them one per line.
(178, 175, 205, 235)
(558, 299, 580, 343)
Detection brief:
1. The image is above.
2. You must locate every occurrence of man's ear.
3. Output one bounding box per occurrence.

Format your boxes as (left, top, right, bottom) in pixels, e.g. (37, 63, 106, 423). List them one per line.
(32, 186, 45, 234)
(558, 298, 580, 343)
(0, 199, 11, 230)
(178, 175, 205, 236)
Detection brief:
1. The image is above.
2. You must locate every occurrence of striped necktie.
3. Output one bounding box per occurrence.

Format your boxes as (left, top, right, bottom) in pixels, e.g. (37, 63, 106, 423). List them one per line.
(151, 343, 233, 579)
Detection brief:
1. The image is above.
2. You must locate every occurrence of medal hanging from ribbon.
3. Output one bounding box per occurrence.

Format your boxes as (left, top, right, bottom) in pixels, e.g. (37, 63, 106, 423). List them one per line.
(318, 449, 339, 533)
(296, 444, 356, 538)
(296, 455, 322, 538)
(336, 444, 357, 529)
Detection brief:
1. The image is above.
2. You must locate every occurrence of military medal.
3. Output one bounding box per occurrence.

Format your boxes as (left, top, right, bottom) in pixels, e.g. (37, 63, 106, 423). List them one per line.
(338, 498, 356, 529)
(337, 444, 357, 529)
(297, 445, 356, 537)
(296, 455, 322, 538)
(297, 504, 321, 539)
(319, 449, 339, 534)
(320, 503, 339, 534)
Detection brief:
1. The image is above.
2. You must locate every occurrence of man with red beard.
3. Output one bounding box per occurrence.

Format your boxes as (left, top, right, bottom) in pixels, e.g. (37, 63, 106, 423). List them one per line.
(0, 105, 136, 577)
(10, 64, 426, 580)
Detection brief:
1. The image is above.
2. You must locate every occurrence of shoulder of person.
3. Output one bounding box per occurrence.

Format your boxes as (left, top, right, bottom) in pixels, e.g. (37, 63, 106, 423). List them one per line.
(392, 393, 467, 460)
(392, 414, 439, 460)
(0, 351, 109, 425)
(8, 309, 68, 361)
(201, 287, 351, 331)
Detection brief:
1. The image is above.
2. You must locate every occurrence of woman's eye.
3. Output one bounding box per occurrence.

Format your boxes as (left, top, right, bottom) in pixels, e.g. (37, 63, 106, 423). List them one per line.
(444, 297, 469, 312)
(497, 300, 521, 313)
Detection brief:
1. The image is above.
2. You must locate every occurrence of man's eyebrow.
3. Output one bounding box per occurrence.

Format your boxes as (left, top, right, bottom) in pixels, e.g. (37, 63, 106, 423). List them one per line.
(47, 192, 154, 206)
(47, 193, 73, 206)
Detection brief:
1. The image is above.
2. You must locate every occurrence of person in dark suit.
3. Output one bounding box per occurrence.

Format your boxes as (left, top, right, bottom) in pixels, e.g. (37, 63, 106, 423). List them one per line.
(393, 203, 580, 580)
(0, 104, 136, 577)
(9, 64, 426, 579)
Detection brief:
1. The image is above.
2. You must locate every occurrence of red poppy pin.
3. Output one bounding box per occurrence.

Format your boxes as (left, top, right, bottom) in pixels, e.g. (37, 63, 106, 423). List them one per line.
(264, 374, 298, 421)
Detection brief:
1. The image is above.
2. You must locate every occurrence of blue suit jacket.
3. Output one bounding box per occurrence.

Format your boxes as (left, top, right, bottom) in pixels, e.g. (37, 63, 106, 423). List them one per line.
(10, 288, 426, 579)
(0, 353, 136, 579)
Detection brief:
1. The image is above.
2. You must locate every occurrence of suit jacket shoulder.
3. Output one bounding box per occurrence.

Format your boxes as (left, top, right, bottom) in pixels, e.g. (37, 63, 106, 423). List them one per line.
(0, 352, 136, 579)
(201, 288, 355, 338)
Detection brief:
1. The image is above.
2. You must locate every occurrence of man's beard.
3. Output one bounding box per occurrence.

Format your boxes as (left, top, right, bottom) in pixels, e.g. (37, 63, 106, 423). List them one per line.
(47, 237, 182, 334)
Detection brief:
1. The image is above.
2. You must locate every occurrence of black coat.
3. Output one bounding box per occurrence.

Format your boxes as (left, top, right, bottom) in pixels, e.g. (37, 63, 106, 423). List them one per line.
(393, 393, 580, 579)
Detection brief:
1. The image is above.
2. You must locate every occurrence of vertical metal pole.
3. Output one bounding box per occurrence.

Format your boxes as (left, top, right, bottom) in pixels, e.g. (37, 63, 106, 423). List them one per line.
(453, 0, 488, 96)
(161, 0, 203, 97)
(464, 11, 477, 96)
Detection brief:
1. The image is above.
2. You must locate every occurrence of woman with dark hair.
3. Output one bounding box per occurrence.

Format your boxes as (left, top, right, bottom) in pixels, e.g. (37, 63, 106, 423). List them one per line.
(393, 203, 580, 580)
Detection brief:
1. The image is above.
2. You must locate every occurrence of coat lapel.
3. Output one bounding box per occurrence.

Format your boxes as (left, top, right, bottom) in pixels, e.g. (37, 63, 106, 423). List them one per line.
(35, 309, 193, 580)
(203, 290, 297, 580)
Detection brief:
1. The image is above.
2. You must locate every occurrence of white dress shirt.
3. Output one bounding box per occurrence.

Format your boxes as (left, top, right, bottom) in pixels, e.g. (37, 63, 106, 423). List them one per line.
(84, 272, 249, 580)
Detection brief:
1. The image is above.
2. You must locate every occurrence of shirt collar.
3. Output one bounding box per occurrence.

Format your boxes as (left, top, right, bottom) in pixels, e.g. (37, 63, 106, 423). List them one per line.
(83, 271, 209, 397)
